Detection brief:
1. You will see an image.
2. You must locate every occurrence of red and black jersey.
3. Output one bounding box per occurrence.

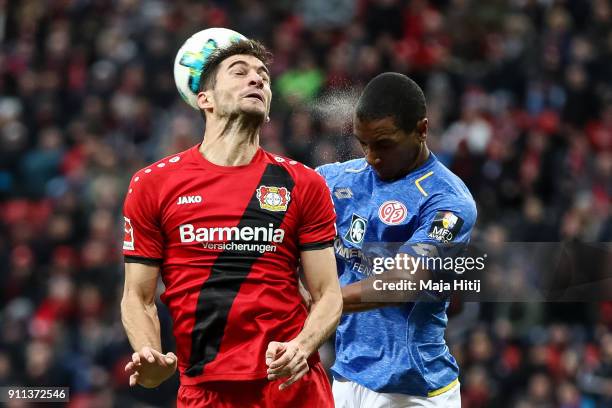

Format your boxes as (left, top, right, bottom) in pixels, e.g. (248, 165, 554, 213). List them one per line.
(122, 144, 336, 385)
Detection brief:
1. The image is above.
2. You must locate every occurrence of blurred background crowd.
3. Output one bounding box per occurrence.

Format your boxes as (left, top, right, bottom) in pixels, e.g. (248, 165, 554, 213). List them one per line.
(0, 0, 610, 406)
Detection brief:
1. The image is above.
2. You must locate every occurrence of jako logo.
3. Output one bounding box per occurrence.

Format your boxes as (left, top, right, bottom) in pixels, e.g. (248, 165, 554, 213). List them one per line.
(179, 223, 285, 243)
(177, 195, 202, 205)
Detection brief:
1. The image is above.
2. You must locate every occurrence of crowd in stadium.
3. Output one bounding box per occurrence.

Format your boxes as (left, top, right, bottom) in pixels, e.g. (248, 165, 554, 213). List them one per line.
(0, 0, 610, 406)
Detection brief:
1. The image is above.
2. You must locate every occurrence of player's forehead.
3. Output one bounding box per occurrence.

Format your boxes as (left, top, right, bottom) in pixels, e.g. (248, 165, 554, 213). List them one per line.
(219, 54, 269, 74)
(354, 116, 401, 140)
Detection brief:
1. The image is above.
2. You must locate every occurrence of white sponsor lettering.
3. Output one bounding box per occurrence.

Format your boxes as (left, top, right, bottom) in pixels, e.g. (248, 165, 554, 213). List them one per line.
(179, 223, 285, 243)
(428, 226, 454, 242)
(177, 195, 202, 205)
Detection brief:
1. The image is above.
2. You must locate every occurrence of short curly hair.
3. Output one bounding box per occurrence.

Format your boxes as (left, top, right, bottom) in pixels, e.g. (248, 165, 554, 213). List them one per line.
(198, 39, 272, 92)
(356, 72, 427, 134)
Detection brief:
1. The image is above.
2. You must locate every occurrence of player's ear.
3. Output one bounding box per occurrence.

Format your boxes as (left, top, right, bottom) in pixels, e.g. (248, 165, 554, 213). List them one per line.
(197, 90, 214, 111)
(415, 118, 428, 142)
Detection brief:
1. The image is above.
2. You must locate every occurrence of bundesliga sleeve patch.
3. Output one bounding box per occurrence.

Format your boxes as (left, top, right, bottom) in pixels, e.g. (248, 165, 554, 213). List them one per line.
(427, 211, 464, 243)
(123, 216, 135, 250)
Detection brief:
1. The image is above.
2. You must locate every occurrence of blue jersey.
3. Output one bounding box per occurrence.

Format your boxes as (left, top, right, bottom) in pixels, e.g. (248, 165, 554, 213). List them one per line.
(317, 153, 476, 397)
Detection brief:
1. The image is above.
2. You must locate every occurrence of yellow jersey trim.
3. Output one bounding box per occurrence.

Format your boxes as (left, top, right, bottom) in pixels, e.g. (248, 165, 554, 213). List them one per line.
(427, 377, 459, 397)
(415, 171, 434, 197)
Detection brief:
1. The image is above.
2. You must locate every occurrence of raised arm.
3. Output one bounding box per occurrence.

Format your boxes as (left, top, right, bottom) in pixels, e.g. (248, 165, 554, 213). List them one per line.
(121, 262, 177, 388)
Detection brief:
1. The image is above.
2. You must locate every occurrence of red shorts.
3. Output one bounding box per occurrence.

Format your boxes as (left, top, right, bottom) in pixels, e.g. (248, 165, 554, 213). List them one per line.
(177, 362, 333, 408)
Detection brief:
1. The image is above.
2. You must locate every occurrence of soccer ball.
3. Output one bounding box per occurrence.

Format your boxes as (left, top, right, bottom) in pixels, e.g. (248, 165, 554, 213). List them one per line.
(174, 28, 247, 110)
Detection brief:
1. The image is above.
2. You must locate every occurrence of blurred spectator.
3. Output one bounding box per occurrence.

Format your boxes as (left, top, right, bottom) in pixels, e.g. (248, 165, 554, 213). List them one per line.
(580, 332, 612, 407)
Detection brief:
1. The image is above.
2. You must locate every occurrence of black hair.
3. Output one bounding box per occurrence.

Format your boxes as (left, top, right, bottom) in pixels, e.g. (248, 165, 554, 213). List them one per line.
(198, 39, 272, 92)
(356, 72, 427, 133)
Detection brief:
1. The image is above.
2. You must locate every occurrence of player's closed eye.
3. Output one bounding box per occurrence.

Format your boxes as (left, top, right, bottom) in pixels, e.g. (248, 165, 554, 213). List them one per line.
(255, 69, 270, 83)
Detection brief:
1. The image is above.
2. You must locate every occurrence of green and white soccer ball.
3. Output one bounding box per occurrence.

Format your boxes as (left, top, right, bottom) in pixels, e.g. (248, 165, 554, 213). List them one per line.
(174, 27, 247, 110)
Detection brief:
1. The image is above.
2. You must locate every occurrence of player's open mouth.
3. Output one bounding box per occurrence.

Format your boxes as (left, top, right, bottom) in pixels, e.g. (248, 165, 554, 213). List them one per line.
(245, 93, 264, 102)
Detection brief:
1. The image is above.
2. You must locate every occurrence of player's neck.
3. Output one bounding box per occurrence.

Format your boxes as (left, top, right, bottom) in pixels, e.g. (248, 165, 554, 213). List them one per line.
(200, 116, 261, 166)
(401, 144, 430, 177)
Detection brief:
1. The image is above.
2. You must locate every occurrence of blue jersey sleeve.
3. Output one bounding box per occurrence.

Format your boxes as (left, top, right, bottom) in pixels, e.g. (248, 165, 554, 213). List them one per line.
(399, 192, 477, 284)
(404, 193, 475, 247)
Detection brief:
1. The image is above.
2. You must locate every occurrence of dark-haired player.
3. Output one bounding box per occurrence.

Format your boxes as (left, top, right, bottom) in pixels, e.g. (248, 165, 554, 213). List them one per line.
(121, 39, 341, 407)
(317, 72, 476, 407)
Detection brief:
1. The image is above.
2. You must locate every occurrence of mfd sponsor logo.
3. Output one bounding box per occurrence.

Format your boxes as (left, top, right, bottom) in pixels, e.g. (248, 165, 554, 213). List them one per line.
(344, 214, 367, 245)
(123, 217, 134, 250)
(177, 195, 202, 205)
(378, 200, 408, 225)
(427, 211, 464, 243)
(179, 223, 285, 243)
(256, 186, 290, 212)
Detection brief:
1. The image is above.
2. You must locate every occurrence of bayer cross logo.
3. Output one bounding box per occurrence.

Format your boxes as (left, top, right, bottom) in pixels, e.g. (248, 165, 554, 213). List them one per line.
(256, 185, 290, 212)
(345, 214, 368, 245)
(378, 200, 408, 225)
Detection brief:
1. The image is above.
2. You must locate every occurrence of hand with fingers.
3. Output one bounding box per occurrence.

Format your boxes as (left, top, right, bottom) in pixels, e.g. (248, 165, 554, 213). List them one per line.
(265, 340, 310, 390)
(124, 346, 178, 388)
